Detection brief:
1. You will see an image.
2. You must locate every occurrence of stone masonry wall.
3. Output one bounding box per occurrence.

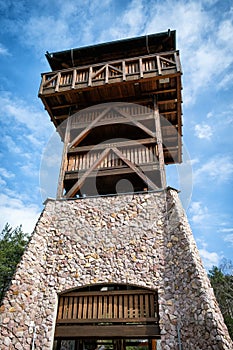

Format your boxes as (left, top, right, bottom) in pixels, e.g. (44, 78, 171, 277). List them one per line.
(0, 189, 232, 349)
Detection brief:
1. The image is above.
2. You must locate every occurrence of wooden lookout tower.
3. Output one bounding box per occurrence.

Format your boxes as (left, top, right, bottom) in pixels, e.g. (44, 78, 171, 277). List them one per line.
(39, 30, 182, 198)
(0, 31, 232, 350)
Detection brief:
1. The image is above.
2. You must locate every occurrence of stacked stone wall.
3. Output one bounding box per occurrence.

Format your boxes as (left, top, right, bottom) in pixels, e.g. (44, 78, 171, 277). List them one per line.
(0, 189, 232, 349)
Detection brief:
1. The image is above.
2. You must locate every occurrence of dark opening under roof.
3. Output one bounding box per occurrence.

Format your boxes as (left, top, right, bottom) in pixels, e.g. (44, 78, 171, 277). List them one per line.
(46, 30, 176, 71)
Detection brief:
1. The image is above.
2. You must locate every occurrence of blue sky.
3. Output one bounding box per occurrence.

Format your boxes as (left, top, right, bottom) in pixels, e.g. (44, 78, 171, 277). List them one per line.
(0, 0, 232, 270)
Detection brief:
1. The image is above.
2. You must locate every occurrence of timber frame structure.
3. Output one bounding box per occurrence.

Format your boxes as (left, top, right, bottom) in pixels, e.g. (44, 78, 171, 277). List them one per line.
(39, 30, 182, 198)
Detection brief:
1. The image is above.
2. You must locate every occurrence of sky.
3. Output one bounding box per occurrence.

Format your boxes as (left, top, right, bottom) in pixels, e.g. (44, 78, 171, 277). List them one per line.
(0, 0, 232, 270)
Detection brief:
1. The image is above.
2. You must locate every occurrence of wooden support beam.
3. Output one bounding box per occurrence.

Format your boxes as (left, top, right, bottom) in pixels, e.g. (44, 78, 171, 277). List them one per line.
(55, 324, 160, 338)
(154, 106, 166, 189)
(69, 107, 111, 148)
(112, 147, 159, 191)
(68, 137, 156, 154)
(64, 148, 110, 198)
(57, 117, 72, 198)
(114, 107, 155, 138)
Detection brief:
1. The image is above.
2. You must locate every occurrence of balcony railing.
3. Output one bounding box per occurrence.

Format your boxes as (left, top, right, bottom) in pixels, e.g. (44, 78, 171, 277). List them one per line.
(39, 51, 181, 95)
(67, 143, 157, 173)
(57, 290, 159, 325)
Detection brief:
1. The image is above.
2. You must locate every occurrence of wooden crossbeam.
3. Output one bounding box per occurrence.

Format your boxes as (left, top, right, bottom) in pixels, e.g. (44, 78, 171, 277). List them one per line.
(69, 107, 111, 148)
(113, 107, 155, 138)
(159, 56, 176, 65)
(64, 148, 110, 198)
(92, 64, 107, 79)
(112, 147, 159, 191)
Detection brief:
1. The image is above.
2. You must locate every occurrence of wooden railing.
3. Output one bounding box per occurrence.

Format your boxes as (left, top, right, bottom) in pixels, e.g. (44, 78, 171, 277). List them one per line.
(57, 290, 158, 324)
(39, 51, 181, 95)
(66, 144, 157, 172)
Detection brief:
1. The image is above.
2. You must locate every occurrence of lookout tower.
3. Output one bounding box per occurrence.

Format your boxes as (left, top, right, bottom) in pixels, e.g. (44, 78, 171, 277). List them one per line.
(39, 30, 182, 198)
(0, 31, 232, 350)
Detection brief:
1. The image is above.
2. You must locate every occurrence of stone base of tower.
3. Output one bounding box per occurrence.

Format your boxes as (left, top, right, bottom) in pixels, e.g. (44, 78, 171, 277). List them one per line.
(0, 189, 232, 349)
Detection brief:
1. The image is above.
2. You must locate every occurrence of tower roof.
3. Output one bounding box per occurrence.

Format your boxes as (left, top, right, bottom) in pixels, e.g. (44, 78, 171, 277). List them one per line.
(46, 30, 176, 71)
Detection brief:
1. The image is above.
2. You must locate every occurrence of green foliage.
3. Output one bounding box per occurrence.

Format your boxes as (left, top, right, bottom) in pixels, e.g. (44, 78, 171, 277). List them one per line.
(0, 223, 29, 303)
(209, 261, 233, 340)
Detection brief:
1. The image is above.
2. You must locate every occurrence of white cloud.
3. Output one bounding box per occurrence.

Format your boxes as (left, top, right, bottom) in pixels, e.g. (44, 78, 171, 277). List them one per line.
(0, 193, 40, 234)
(220, 228, 233, 233)
(194, 123, 213, 140)
(189, 201, 209, 224)
(194, 155, 233, 184)
(0, 167, 15, 179)
(0, 94, 50, 135)
(2, 135, 22, 154)
(199, 248, 220, 270)
(0, 43, 10, 56)
(223, 234, 233, 245)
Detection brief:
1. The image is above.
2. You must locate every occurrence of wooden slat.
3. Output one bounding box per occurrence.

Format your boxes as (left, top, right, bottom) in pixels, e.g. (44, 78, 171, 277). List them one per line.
(118, 295, 123, 318)
(150, 293, 155, 318)
(103, 295, 108, 318)
(123, 294, 128, 318)
(129, 295, 133, 318)
(88, 296, 93, 319)
(67, 297, 73, 319)
(134, 294, 139, 317)
(64, 297, 69, 319)
(93, 296, 98, 319)
(108, 295, 113, 318)
(114, 295, 118, 318)
(144, 294, 149, 317)
(98, 296, 103, 319)
(73, 297, 78, 319)
(83, 296, 88, 319)
(77, 296, 83, 319)
(57, 297, 64, 320)
(139, 294, 144, 317)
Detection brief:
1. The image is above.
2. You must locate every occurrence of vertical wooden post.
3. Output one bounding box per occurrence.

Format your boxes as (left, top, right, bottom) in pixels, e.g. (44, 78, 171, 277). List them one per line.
(57, 116, 72, 198)
(154, 101, 166, 189)
(55, 72, 61, 92)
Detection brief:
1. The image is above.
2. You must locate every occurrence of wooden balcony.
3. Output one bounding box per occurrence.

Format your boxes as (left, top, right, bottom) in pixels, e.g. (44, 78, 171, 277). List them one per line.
(39, 51, 182, 134)
(55, 289, 160, 338)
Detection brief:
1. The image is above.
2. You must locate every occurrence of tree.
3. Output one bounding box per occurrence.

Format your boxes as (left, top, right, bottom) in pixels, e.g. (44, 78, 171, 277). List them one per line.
(209, 261, 233, 340)
(0, 223, 29, 303)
